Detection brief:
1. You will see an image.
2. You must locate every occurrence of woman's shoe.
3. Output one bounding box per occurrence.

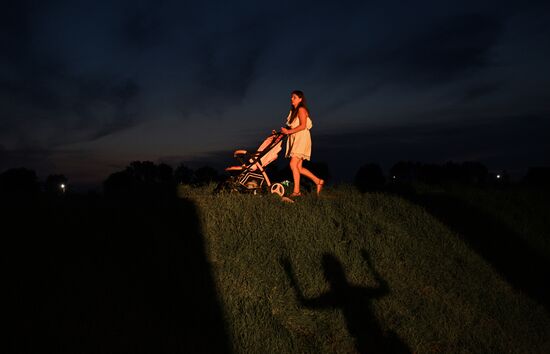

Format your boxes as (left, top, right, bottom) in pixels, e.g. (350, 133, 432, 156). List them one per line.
(316, 179, 325, 195)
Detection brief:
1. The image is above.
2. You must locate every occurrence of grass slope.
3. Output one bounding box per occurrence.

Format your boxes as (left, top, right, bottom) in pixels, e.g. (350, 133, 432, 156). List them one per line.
(186, 184, 550, 353)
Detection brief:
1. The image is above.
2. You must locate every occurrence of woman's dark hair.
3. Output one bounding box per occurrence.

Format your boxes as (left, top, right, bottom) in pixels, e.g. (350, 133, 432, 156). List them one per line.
(288, 90, 309, 126)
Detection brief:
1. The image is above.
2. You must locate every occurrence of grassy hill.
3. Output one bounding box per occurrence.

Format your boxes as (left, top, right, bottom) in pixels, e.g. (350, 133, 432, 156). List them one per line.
(187, 183, 550, 353)
(4, 183, 549, 353)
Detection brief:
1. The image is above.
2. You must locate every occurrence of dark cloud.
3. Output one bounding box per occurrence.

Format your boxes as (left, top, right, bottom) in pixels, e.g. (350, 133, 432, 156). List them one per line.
(192, 32, 266, 108)
(373, 13, 503, 84)
(459, 81, 503, 103)
(73, 77, 141, 139)
(177, 5, 289, 116)
(120, 2, 168, 50)
(1, 71, 141, 147)
(0, 1, 32, 66)
(308, 11, 503, 89)
(0, 1, 145, 149)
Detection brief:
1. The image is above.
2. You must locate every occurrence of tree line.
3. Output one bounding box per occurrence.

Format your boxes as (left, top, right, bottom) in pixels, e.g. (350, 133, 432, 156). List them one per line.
(1, 161, 548, 199)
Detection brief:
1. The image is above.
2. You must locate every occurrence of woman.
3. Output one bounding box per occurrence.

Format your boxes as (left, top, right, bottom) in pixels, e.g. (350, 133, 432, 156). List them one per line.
(280, 90, 324, 197)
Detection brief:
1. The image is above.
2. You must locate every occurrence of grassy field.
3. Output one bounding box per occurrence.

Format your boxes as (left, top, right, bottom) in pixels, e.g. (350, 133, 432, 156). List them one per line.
(4, 183, 549, 353)
(184, 183, 550, 353)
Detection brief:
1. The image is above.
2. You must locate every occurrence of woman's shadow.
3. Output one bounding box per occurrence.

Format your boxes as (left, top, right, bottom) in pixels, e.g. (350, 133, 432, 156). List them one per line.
(4, 194, 230, 354)
(280, 251, 410, 354)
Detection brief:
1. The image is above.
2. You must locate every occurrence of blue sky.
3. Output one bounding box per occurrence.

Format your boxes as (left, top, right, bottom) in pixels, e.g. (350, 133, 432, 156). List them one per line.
(1, 0, 549, 186)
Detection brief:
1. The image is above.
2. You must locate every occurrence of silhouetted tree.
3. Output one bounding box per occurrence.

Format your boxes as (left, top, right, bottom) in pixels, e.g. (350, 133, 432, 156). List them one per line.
(157, 163, 175, 184)
(103, 170, 134, 197)
(460, 161, 489, 185)
(420, 163, 444, 184)
(103, 161, 176, 199)
(355, 163, 385, 192)
(389, 161, 418, 184)
(390, 161, 490, 186)
(0, 167, 40, 200)
(175, 163, 194, 185)
(193, 166, 220, 186)
(522, 166, 550, 187)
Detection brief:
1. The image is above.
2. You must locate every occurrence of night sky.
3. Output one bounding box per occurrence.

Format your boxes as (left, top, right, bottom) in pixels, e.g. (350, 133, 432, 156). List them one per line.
(1, 0, 549, 188)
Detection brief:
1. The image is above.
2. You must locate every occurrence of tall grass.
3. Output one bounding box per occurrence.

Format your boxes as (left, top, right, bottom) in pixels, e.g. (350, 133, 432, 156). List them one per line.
(183, 184, 550, 353)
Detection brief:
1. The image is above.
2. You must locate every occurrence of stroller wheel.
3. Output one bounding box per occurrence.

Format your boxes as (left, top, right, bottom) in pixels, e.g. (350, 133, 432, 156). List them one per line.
(270, 183, 285, 197)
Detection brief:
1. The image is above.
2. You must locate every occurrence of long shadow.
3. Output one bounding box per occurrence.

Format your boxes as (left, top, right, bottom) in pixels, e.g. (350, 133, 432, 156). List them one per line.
(392, 186, 550, 312)
(281, 251, 410, 354)
(4, 194, 230, 353)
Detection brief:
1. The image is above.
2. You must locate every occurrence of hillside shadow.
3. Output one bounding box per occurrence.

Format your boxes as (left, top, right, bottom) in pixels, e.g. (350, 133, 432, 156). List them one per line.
(392, 187, 550, 312)
(4, 195, 230, 353)
(280, 251, 410, 354)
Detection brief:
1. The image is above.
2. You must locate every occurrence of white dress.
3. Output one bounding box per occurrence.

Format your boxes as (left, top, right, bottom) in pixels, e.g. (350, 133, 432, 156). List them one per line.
(285, 111, 313, 161)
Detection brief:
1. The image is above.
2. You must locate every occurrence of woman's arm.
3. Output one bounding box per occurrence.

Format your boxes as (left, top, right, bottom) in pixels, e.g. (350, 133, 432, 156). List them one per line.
(281, 107, 308, 135)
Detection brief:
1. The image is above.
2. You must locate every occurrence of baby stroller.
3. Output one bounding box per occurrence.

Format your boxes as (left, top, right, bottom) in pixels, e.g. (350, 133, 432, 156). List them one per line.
(215, 131, 287, 196)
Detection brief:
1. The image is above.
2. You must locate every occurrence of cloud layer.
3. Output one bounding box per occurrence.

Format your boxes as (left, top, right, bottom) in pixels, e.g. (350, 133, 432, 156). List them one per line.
(1, 0, 549, 183)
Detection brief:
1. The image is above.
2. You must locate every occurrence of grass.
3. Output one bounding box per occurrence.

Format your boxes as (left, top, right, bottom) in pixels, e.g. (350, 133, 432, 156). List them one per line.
(416, 183, 550, 259)
(4, 183, 549, 353)
(183, 183, 550, 353)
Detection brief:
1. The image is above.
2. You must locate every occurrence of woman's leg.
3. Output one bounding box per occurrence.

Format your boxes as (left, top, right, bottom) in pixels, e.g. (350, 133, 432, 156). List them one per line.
(297, 160, 324, 194)
(297, 160, 320, 184)
(289, 157, 302, 194)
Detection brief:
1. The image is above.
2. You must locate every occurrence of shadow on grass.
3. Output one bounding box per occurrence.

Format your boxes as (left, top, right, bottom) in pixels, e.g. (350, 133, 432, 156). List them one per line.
(281, 251, 410, 354)
(4, 195, 229, 353)
(392, 186, 550, 312)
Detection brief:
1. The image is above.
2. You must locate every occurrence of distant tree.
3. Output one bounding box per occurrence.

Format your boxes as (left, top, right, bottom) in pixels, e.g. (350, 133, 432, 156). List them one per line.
(193, 166, 220, 186)
(389, 161, 490, 186)
(158, 163, 175, 184)
(103, 161, 176, 199)
(460, 161, 489, 185)
(416, 163, 441, 184)
(127, 161, 156, 183)
(103, 170, 134, 197)
(427, 161, 490, 185)
(439, 161, 460, 183)
(0, 168, 40, 200)
(355, 163, 385, 192)
(389, 161, 417, 184)
(522, 166, 550, 187)
(175, 163, 194, 185)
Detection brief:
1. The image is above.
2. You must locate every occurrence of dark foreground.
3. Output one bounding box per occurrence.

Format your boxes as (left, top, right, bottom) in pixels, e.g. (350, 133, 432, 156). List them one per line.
(4, 195, 229, 354)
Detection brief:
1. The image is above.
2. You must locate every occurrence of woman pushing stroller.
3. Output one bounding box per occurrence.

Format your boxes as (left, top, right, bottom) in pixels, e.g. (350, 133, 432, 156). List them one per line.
(279, 90, 324, 197)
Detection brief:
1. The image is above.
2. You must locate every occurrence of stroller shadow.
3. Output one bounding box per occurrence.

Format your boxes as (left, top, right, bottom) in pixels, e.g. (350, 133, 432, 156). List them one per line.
(4, 195, 230, 353)
(280, 251, 410, 354)
(392, 187, 550, 312)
